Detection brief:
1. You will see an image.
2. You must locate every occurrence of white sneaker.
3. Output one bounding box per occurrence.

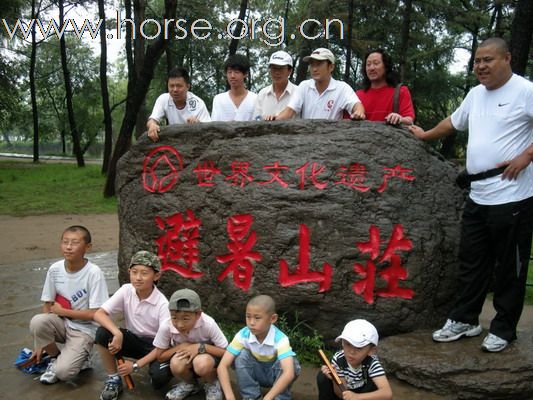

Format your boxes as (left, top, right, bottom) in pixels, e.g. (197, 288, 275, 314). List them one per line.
(204, 379, 223, 400)
(481, 333, 508, 352)
(432, 319, 482, 342)
(165, 382, 200, 400)
(39, 359, 58, 384)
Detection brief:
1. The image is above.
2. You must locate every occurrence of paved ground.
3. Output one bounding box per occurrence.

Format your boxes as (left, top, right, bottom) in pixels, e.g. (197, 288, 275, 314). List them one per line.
(2, 251, 531, 399)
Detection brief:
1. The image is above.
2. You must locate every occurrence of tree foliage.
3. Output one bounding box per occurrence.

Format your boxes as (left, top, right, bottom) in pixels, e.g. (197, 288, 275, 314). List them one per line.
(0, 0, 532, 188)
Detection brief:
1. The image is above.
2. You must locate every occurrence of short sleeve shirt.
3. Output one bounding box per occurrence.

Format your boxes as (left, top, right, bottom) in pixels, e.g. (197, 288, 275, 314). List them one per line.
(254, 81, 297, 119)
(148, 92, 211, 124)
(153, 312, 228, 349)
(450, 74, 533, 205)
(211, 91, 258, 121)
(41, 259, 109, 338)
(332, 351, 385, 391)
(287, 78, 361, 120)
(101, 283, 170, 338)
(356, 85, 415, 121)
(226, 325, 295, 362)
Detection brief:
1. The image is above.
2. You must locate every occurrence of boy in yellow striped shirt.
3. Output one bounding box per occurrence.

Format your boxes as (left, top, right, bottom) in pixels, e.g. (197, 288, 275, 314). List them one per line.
(218, 295, 300, 400)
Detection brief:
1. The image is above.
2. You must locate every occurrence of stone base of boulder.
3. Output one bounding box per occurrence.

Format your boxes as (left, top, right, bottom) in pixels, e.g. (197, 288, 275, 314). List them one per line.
(379, 328, 533, 399)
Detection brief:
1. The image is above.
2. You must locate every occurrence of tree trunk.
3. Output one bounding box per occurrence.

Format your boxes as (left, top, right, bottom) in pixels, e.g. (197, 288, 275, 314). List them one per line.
(294, 21, 318, 84)
(228, 0, 248, 55)
(398, 0, 413, 83)
(440, 30, 479, 160)
(344, 0, 354, 84)
(30, 0, 39, 163)
(134, 0, 147, 138)
(99, 0, 113, 174)
(58, 0, 84, 166)
(510, 0, 533, 76)
(104, 0, 178, 197)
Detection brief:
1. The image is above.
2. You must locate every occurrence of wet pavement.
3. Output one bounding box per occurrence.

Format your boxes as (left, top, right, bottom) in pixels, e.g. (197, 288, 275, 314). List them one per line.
(3, 251, 529, 399)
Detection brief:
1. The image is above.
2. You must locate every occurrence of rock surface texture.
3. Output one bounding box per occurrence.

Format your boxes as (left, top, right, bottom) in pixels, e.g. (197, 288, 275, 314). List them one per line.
(116, 120, 464, 338)
(379, 329, 533, 399)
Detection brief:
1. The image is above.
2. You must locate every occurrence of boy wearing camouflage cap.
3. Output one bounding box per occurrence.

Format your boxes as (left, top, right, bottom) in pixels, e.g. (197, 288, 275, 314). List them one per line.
(94, 251, 172, 400)
(154, 288, 228, 400)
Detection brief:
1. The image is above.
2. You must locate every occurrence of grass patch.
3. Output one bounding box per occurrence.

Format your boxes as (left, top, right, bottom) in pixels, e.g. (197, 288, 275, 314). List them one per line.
(0, 161, 117, 216)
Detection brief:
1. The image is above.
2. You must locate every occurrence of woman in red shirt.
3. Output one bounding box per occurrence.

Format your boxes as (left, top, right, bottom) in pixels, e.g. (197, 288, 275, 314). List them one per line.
(357, 49, 415, 125)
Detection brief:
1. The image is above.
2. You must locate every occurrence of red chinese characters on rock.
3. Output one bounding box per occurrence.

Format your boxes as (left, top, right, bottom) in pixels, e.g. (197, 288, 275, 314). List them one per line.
(155, 210, 203, 278)
(153, 209, 415, 303)
(258, 162, 290, 188)
(193, 161, 222, 187)
(334, 163, 371, 192)
(352, 224, 414, 304)
(225, 161, 254, 187)
(278, 224, 332, 293)
(140, 147, 416, 193)
(216, 214, 262, 291)
(376, 165, 415, 193)
(295, 162, 328, 190)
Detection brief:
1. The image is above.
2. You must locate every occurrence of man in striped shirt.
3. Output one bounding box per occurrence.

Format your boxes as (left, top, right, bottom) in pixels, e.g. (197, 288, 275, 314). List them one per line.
(218, 295, 300, 400)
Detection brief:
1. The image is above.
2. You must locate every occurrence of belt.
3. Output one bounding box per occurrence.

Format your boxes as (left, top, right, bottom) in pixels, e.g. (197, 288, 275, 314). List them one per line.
(467, 166, 507, 182)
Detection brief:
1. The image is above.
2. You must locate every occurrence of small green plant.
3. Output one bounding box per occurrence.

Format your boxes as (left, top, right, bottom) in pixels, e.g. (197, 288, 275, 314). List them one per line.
(276, 312, 324, 366)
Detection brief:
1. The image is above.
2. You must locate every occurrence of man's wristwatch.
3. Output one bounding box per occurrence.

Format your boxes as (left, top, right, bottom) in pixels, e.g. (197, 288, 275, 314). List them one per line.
(198, 343, 206, 354)
(132, 362, 140, 372)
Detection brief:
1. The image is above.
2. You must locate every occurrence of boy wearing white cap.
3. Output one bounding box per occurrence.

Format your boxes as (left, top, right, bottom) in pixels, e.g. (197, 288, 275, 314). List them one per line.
(254, 51, 297, 120)
(268, 48, 365, 121)
(317, 319, 392, 400)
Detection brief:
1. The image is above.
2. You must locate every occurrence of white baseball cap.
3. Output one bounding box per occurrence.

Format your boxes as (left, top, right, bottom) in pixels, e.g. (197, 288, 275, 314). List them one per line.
(269, 51, 293, 67)
(335, 319, 379, 347)
(303, 48, 335, 63)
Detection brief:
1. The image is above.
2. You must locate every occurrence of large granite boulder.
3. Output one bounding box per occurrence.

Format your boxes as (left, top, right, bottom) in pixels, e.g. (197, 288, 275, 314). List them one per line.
(116, 120, 464, 338)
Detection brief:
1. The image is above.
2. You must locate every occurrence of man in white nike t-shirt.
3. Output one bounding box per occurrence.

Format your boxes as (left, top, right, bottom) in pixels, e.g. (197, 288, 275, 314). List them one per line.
(409, 37, 533, 353)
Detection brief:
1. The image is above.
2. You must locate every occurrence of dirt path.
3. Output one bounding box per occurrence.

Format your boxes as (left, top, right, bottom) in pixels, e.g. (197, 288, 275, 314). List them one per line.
(0, 214, 119, 264)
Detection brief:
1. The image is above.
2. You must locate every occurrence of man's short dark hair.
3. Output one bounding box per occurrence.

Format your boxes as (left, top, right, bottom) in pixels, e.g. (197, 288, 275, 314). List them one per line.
(224, 54, 251, 75)
(167, 67, 190, 85)
(478, 37, 509, 55)
(62, 225, 91, 244)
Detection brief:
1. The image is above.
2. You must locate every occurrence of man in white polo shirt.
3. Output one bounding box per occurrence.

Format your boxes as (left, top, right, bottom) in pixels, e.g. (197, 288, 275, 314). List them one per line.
(267, 48, 365, 120)
(147, 67, 211, 142)
(253, 51, 296, 120)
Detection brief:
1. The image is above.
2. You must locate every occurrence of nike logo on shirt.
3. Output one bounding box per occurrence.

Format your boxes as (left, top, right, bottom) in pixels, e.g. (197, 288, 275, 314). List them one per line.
(498, 103, 509, 107)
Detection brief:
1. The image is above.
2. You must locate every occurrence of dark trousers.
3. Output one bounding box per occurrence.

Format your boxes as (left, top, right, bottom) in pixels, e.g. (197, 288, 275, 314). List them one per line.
(95, 326, 172, 389)
(449, 196, 533, 341)
(317, 370, 340, 400)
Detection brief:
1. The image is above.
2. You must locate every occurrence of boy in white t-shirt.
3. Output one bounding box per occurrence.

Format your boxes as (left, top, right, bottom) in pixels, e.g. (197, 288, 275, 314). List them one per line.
(29, 225, 109, 385)
(154, 288, 228, 400)
(147, 67, 211, 142)
(211, 54, 257, 121)
(94, 251, 172, 400)
(268, 48, 365, 121)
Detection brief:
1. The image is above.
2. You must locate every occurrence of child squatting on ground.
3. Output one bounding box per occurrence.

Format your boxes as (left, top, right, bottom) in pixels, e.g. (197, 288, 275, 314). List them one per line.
(93, 250, 172, 400)
(317, 319, 392, 400)
(154, 288, 228, 400)
(218, 294, 301, 400)
(29, 225, 109, 385)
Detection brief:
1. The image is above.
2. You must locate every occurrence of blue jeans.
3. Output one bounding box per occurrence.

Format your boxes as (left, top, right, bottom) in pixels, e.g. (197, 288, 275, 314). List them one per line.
(234, 349, 301, 400)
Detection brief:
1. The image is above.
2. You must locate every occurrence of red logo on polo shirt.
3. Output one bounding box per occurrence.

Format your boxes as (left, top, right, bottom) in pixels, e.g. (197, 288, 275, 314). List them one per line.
(326, 99, 334, 110)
